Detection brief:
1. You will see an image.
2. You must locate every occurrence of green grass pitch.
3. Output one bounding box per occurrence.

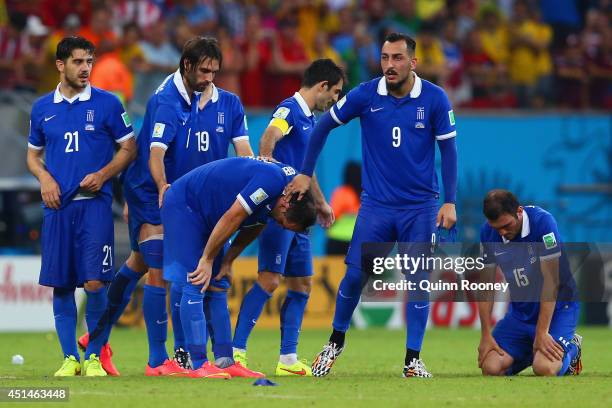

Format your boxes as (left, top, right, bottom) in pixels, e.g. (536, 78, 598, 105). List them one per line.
(1, 327, 611, 407)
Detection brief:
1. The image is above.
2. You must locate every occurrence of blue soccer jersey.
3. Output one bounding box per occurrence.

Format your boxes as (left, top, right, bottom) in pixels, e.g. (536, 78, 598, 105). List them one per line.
(480, 206, 578, 323)
(28, 84, 134, 208)
(327, 74, 456, 208)
(124, 70, 249, 197)
(267, 92, 316, 170)
(170, 156, 296, 228)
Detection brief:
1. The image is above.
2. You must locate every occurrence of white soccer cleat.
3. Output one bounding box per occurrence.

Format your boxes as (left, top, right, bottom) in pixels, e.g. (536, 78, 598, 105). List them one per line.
(311, 341, 344, 377)
(403, 358, 433, 378)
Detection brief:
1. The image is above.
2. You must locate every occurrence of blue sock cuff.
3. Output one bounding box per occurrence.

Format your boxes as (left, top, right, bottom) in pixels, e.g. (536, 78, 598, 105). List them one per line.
(286, 290, 309, 300)
(119, 264, 141, 281)
(253, 282, 273, 298)
(144, 284, 166, 296)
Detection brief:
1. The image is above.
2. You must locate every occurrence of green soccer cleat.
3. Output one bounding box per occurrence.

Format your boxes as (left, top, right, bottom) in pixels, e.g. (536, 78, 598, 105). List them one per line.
(233, 350, 248, 368)
(83, 354, 107, 377)
(276, 359, 312, 377)
(54, 355, 81, 377)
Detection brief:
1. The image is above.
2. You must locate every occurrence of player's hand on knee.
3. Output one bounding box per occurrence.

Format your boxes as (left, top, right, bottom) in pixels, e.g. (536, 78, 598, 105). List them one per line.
(158, 184, 171, 208)
(189, 257, 213, 292)
(436, 203, 457, 229)
(316, 202, 335, 229)
(478, 333, 504, 368)
(533, 332, 564, 362)
(40, 173, 61, 209)
(215, 262, 233, 283)
(284, 174, 311, 201)
(80, 171, 105, 192)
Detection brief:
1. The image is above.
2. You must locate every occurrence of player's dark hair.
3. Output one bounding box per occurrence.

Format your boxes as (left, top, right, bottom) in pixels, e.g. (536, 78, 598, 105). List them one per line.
(301, 58, 346, 89)
(180, 36, 223, 75)
(56, 36, 95, 61)
(285, 190, 317, 232)
(483, 189, 520, 220)
(384, 32, 416, 54)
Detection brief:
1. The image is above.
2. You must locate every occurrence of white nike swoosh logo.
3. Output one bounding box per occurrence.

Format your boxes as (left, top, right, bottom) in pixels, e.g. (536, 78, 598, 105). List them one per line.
(102, 268, 112, 273)
(370, 107, 383, 112)
(414, 304, 429, 309)
(252, 319, 257, 324)
(302, 126, 310, 130)
(187, 300, 202, 305)
(338, 290, 351, 299)
(156, 319, 168, 324)
(174, 303, 180, 307)
(494, 252, 506, 256)
(44, 115, 56, 122)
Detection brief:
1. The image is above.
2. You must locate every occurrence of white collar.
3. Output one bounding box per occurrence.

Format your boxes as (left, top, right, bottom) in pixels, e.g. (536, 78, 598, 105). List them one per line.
(376, 71, 422, 98)
(293, 92, 313, 117)
(172, 69, 218, 105)
(53, 83, 92, 103)
(502, 209, 531, 243)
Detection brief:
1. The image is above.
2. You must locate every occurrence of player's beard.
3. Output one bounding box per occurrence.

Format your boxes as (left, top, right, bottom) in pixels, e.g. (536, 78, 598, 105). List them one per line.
(65, 71, 89, 91)
(385, 72, 410, 92)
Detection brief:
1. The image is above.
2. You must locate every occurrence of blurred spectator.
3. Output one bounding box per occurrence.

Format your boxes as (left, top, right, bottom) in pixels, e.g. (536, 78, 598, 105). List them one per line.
(508, 0, 553, 107)
(583, 9, 612, 108)
(478, 7, 510, 68)
(450, 0, 477, 41)
(539, 0, 581, 50)
(555, 34, 588, 109)
(214, 26, 243, 95)
(39, 0, 90, 29)
(79, 6, 117, 47)
(441, 18, 470, 106)
(218, 0, 247, 38)
(326, 161, 361, 255)
(307, 31, 345, 71)
(119, 23, 146, 73)
(352, 21, 380, 84)
(136, 20, 179, 104)
(415, 22, 446, 85)
(386, 0, 420, 36)
(295, 0, 322, 54)
(268, 17, 309, 104)
(0, 12, 30, 90)
(168, 0, 217, 35)
(110, 0, 162, 32)
(21, 15, 50, 92)
(416, 0, 446, 23)
(238, 10, 272, 107)
(365, 0, 390, 45)
(90, 39, 133, 104)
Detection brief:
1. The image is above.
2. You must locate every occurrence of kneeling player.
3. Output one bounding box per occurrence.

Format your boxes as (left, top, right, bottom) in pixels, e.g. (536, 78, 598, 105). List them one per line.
(161, 156, 317, 378)
(478, 190, 582, 376)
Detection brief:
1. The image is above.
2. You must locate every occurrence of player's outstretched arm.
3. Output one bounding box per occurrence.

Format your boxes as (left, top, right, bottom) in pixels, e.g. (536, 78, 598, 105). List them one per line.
(80, 137, 137, 193)
(477, 264, 504, 368)
(311, 174, 334, 228)
(215, 224, 265, 282)
(258, 125, 284, 158)
(533, 257, 564, 362)
(189, 200, 249, 291)
(233, 139, 254, 157)
(27, 148, 61, 209)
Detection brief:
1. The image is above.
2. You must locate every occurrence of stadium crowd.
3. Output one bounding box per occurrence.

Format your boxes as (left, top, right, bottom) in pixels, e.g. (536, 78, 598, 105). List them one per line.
(0, 0, 610, 110)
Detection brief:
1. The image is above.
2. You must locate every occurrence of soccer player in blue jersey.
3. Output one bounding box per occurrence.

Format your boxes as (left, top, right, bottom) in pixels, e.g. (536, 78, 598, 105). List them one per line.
(83, 37, 254, 377)
(478, 190, 582, 376)
(26, 36, 136, 377)
(285, 33, 458, 377)
(231, 59, 344, 376)
(161, 156, 317, 378)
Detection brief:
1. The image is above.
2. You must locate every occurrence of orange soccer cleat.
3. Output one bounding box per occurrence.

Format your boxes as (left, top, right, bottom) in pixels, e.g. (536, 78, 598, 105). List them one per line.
(189, 362, 231, 379)
(145, 359, 191, 376)
(221, 362, 265, 378)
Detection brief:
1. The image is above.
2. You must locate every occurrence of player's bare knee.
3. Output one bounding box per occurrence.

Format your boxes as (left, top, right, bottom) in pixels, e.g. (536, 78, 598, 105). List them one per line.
(532, 356, 559, 376)
(146, 268, 166, 288)
(258, 271, 280, 293)
(125, 251, 147, 274)
(481, 357, 505, 376)
(84, 280, 106, 291)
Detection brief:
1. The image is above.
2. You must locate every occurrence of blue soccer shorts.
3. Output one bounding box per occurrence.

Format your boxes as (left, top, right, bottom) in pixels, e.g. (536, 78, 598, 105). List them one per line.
(258, 219, 313, 277)
(493, 303, 579, 375)
(39, 197, 114, 288)
(124, 184, 161, 252)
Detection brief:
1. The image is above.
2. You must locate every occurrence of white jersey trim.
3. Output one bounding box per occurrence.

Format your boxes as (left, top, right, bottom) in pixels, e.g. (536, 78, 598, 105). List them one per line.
(435, 130, 457, 140)
(236, 193, 253, 215)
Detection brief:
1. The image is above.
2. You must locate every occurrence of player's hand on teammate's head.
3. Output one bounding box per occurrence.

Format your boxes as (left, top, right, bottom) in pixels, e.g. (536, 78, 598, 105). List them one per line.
(283, 174, 312, 201)
(437, 202, 457, 229)
(40, 173, 61, 209)
(159, 184, 171, 208)
(189, 257, 213, 293)
(79, 171, 105, 193)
